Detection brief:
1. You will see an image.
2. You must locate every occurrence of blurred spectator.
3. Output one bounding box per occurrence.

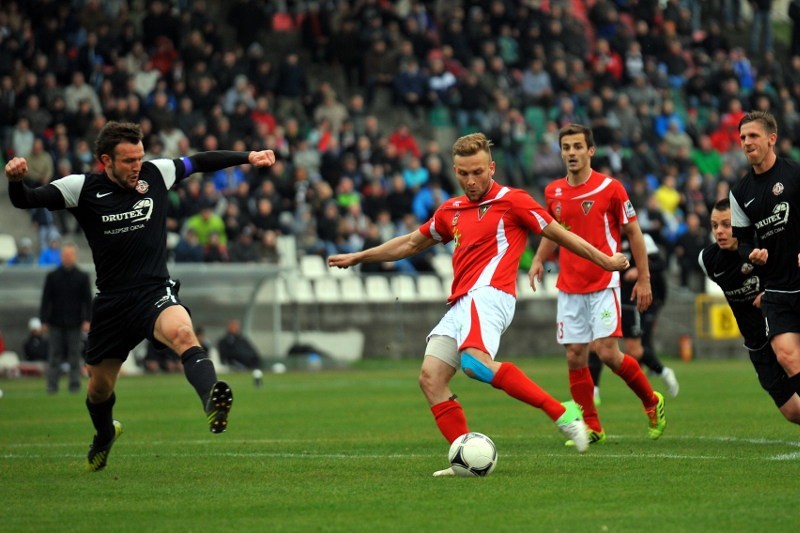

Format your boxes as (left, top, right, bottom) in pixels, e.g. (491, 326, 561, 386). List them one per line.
(257, 229, 280, 264)
(275, 52, 309, 123)
(363, 39, 397, 109)
(393, 57, 428, 122)
(412, 179, 450, 222)
(143, 342, 180, 374)
(750, 0, 774, 57)
(791, 1, 800, 59)
(25, 138, 54, 187)
(674, 212, 708, 292)
(426, 54, 457, 109)
(203, 231, 229, 263)
(228, 226, 260, 263)
(663, 118, 694, 159)
(142, 0, 180, 51)
(174, 228, 205, 263)
(64, 71, 102, 116)
(8, 237, 35, 266)
(386, 173, 415, 222)
(532, 140, 565, 188)
(454, 71, 490, 133)
(691, 134, 723, 179)
(388, 123, 421, 159)
(217, 319, 261, 370)
(314, 90, 349, 136)
(40, 243, 92, 394)
(19, 95, 52, 138)
(23, 317, 49, 363)
(401, 155, 429, 191)
(184, 200, 227, 247)
(226, 0, 267, 49)
(11, 117, 34, 158)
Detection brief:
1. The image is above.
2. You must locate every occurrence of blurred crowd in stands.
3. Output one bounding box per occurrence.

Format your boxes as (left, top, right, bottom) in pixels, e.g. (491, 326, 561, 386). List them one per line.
(1, 0, 798, 291)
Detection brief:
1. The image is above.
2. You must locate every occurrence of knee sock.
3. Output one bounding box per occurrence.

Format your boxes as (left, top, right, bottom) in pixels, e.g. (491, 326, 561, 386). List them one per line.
(491, 362, 565, 422)
(569, 367, 602, 432)
(430, 399, 468, 443)
(640, 346, 664, 375)
(614, 354, 657, 407)
(86, 392, 116, 443)
(588, 351, 603, 386)
(181, 346, 218, 405)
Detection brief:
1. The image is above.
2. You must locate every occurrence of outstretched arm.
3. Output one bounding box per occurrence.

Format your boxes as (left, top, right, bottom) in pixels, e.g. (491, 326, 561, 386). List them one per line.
(180, 150, 276, 177)
(5, 157, 66, 209)
(328, 229, 438, 269)
(539, 221, 629, 271)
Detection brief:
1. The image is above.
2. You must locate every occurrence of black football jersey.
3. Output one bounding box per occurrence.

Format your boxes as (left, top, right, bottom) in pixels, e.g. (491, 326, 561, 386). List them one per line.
(699, 245, 767, 350)
(49, 159, 185, 292)
(730, 157, 800, 291)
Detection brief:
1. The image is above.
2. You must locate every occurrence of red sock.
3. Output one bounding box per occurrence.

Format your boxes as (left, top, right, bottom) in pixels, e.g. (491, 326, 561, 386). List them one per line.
(430, 400, 468, 443)
(569, 367, 602, 432)
(491, 363, 564, 421)
(614, 354, 657, 407)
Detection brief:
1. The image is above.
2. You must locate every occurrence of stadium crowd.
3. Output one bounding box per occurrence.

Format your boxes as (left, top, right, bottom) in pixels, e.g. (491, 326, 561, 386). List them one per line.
(0, 0, 796, 291)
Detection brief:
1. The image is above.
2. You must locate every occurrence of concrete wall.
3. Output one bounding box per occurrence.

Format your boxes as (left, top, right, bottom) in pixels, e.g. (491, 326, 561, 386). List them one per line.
(0, 265, 743, 363)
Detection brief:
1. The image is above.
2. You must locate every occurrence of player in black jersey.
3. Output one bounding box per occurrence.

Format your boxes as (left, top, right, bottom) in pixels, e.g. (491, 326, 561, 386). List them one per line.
(588, 233, 679, 405)
(701, 199, 800, 424)
(730, 111, 800, 406)
(5, 122, 276, 470)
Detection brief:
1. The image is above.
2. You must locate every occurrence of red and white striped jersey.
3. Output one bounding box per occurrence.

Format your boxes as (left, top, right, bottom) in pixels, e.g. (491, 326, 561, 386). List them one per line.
(419, 181, 553, 303)
(543, 169, 636, 294)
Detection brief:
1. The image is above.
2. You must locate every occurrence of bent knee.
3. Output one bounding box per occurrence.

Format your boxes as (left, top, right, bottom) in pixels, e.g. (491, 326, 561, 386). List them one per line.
(173, 324, 197, 346)
(418, 367, 438, 393)
(460, 353, 495, 383)
(87, 377, 114, 401)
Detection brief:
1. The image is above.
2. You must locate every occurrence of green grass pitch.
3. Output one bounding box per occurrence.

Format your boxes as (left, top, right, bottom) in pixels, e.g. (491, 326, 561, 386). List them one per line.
(1, 357, 797, 532)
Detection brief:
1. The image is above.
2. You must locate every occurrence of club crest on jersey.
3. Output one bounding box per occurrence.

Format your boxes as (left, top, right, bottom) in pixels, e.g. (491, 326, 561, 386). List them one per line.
(741, 263, 754, 275)
(773, 182, 784, 196)
(135, 180, 149, 194)
(554, 203, 562, 221)
(452, 211, 460, 226)
(581, 201, 594, 215)
(478, 205, 491, 220)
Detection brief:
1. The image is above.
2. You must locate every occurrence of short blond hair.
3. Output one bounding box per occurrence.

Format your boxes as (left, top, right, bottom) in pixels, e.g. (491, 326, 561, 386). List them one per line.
(452, 132, 493, 159)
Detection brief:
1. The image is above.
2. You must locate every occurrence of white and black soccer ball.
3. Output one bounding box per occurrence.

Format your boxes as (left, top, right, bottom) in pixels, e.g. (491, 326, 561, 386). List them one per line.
(448, 432, 498, 477)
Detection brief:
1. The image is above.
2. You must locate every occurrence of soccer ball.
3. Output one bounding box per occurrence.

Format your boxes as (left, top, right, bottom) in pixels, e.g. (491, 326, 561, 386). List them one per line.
(448, 432, 498, 477)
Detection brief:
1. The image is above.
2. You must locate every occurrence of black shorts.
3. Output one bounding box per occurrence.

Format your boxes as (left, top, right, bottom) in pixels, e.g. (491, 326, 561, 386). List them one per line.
(86, 280, 187, 365)
(621, 303, 642, 339)
(749, 343, 796, 408)
(762, 290, 800, 339)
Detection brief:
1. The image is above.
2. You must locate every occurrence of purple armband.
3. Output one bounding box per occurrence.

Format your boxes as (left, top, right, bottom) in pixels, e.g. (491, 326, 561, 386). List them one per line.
(181, 157, 195, 176)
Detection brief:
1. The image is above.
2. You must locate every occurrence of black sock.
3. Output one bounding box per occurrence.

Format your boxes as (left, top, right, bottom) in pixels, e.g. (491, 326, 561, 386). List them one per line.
(790, 372, 800, 396)
(181, 346, 218, 405)
(86, 392, 116, 443)
(640, 347, 664, 375)
(588, 351, 603, 386)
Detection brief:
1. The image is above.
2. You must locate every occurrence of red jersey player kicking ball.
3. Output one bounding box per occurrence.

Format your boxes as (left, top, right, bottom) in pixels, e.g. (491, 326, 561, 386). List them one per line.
(530, 123, 666, 446)
(328, 133, 630, 476)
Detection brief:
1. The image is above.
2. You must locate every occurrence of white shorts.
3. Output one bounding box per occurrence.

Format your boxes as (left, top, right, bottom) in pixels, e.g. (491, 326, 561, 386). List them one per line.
(426, 286, 516, 368)
(556, 287, 622, 344)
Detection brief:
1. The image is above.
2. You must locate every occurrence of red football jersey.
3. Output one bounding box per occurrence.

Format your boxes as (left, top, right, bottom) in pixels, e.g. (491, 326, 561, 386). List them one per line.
(544, 169, 636, 294)
(419, 181, 553, 303)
